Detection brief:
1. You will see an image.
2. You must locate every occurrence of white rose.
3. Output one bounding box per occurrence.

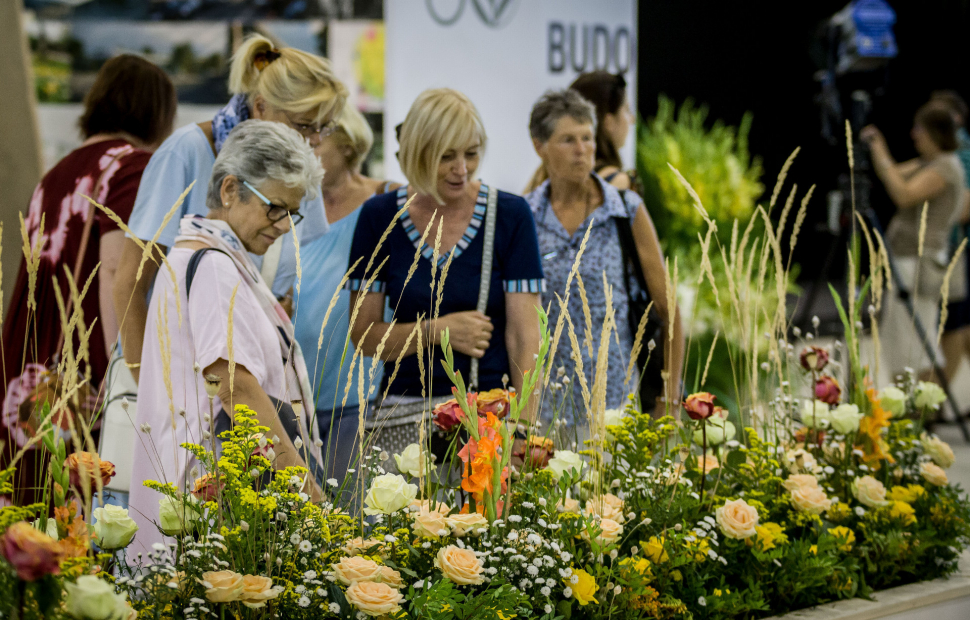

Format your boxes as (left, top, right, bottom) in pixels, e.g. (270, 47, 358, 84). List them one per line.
(546, 450, 585, 480)
(93, 504, 139, 550)
(828, 404, 863, 435)
(800, 400, 831, 430)
(879, 386, 907, 418)
(920, 433, 955, 469)
(914, 382, 946, 410)
(158, 496, 201, 536)
(363, 474, 418, 516)
(692, 417, 737, 446)
(603, 408, 625, 428)
(393, 444, 427, 478)
(31, 518, 59, 540)
(64, 575, 132, 620)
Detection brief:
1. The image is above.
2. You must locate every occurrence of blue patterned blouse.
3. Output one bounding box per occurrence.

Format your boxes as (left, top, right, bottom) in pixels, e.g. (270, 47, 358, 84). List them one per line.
(526, 174, 645, 426)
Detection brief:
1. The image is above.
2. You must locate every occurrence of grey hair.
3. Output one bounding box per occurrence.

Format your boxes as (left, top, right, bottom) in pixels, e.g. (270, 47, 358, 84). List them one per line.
(528, 88, 597, 143)
(206, 119, 324, 212)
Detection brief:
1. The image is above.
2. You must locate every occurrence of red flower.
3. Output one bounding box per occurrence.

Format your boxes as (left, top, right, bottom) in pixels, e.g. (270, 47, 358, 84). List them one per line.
(433, 398, 467, 433)
(683, 393, 717, 420)
(191, 473, 224, 502)
(514, 436, 555, 469)
(814, 375, 841, 405)
(1, 522, 63, 581)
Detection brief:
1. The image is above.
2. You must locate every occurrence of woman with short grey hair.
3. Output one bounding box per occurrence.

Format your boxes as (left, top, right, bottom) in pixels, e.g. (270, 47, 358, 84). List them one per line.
(525, 89, 684, 427)
(129, 120, 325, 553)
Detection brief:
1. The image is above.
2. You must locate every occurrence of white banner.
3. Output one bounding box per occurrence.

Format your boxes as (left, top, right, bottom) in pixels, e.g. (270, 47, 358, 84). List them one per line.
(384, 0, 637, 194)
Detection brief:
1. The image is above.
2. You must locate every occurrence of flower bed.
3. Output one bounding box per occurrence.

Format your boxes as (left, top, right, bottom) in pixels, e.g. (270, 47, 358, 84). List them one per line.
(1, 158, 968, 619)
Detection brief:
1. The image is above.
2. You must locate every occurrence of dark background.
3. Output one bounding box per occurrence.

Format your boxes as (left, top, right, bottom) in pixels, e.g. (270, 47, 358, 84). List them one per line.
(636, 0, 970, 294)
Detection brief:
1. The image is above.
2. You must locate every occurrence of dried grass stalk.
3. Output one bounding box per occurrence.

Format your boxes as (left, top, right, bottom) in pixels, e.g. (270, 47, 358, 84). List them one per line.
(404, 211, 436, 294)
(917, 202, 929, 258)
(383, 319, 422, 403)
(769, 147, 801, 212)
(136, 182, 193, 281)
(668, 163, 710, 222)
(589, 273, 617, 434)
(575, 273, 595, 362)
(776, 184, 798, 240)
(543, 223, 593, 386)
(562, 297, 591, 413)
(787, 185, 815, 269)
(341, 325, 369, 408)
(701, 330, 720, 386)
(625, 301, 653, 387)
(20, 213, 44, 313)
(939, 237, 968, 346)
(365, 200, 412, 278)
(289, 213, 302, 294)
(317, 257, 363, 351)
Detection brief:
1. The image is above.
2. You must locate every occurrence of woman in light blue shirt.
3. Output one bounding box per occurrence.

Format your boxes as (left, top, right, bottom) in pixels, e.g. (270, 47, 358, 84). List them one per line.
(113, 33, 347, 383)
(294, 104, 398, 484)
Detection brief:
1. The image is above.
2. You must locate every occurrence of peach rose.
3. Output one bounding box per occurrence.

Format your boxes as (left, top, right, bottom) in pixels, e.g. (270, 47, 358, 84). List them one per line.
(342, 537, 385, 557)
(785, 448, 818, 473)
(376, 566, 403, 588)
(409, 499, 451, 514)
(345, 581, 404, 617)
(697, 454, 720, 474)
(582, 518, 624, 546)
(411, 510, 450, 539)
(445, 512, 488, 537)
(199, 570, 244, 603)
(558, 497, 582, 514)
(333, 556, 383, 585)
(66, 452, 115, 491)
(851, 475, 889, 507)
(238, 575, 282, 609)
(715, 498, 759, 539)
(584, 493, 625, 522)
(782, 474, 819, 493)
(790, 486, 833, 515)
(0, 521, 64, 581)
(920, 462, 949, 486)
(435, 545, 485, 585)
(921, 434, 955, 469)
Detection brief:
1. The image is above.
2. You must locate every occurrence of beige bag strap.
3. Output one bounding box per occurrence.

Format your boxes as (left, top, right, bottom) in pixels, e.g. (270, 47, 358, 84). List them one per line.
(469, 185, 498, 390)
(260, 235, 284, 286)
(56, 149, 127, 353)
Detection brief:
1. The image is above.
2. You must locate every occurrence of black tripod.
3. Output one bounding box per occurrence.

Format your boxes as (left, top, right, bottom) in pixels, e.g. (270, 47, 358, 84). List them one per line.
(864, 209, 970, 442)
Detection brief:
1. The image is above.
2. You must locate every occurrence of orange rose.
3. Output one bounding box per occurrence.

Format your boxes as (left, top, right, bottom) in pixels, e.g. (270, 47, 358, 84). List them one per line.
(0, 522, 64, 581)
(66, 452, 115, 491)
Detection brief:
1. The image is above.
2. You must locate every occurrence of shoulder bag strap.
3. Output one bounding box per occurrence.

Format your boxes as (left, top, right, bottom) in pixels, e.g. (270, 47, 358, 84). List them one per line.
(470, 185, 499, 390)
(56, 148, 127, 353)
(185, 247, 230, 298)
(613, 190, 650, 296)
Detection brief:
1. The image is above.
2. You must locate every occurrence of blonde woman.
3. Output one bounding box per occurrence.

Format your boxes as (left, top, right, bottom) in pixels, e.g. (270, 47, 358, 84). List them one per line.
(294, 104, 399, 481)
(115, 33, 347, 383)
(347, 89, 544, 456)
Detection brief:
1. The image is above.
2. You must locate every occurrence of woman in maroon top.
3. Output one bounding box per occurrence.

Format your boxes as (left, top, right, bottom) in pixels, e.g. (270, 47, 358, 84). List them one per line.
(1, 55, 175, 504)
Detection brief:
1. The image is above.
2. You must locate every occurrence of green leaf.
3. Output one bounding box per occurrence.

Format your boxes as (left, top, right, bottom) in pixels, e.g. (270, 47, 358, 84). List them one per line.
(726, 450, 747, 469)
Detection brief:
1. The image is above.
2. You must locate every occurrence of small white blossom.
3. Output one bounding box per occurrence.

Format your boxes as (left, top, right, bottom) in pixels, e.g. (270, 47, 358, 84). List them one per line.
(698, 596, 707, 607)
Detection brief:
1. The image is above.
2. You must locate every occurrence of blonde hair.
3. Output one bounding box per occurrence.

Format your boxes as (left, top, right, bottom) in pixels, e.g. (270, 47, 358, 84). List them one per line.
(331, 104, 374, 171)
(229, 33, 347, 125)
(399, 88, 486, 204)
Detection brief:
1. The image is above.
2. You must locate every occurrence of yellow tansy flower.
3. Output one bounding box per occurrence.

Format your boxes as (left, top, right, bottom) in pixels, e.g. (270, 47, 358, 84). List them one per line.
(889, 500, 917, 526)
(829, 526, 856, 551)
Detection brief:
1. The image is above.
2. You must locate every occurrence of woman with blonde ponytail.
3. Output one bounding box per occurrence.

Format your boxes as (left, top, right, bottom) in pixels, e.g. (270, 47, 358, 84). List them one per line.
(115, 34, 347, 388)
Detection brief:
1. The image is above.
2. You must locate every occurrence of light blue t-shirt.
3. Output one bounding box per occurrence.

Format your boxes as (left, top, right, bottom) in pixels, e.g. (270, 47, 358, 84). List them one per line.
(128, 123, 329, 297)
(293, 206, 382, 411)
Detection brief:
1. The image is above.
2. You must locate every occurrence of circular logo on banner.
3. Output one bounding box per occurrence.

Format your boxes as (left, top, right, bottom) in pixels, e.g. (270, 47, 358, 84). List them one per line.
(426, 0, 520, 28)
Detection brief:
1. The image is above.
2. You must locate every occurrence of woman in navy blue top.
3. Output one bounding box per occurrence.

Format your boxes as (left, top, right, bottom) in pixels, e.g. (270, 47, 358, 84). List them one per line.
(347, 88, 544, 429)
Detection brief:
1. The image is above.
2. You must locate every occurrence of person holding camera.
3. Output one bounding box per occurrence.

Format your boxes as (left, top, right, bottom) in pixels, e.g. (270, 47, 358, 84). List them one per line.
(862, 102, 967, 379)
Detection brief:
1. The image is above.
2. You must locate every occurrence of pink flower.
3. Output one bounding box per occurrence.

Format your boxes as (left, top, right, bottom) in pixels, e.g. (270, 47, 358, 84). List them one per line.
(433, 399, 466, 433)
(814, 376, 841, 405)
(1, 522, 63, 581)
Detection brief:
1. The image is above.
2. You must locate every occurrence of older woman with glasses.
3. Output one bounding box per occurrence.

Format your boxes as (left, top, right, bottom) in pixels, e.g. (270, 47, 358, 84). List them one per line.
(128, 120, 325, 552)
(115, 33, 347, 385)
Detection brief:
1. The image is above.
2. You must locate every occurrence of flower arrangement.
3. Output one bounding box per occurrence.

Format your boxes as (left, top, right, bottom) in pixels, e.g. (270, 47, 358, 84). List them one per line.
(0, 150, 967, 620)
